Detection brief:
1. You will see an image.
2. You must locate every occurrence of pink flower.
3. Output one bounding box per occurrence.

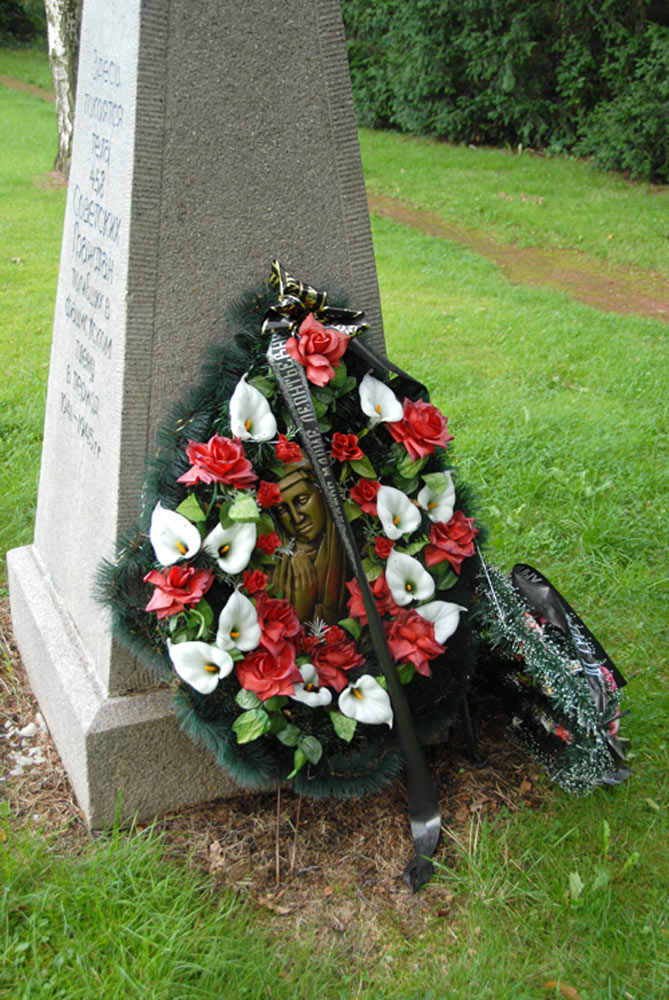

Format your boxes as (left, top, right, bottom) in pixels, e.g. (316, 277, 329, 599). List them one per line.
(385, 609, 445, 678)
(143, 566, 214, 619)
(424, 510, 479, 574)
(331, 432, 364, 462)
(350, 478, 381, 515)
(177, 434, 257, 488)
(386, 398, 454, 461)
(257, 481, 282, 508)
(285, 313, 349, 386)
(275, 434, 303, 464)
(236, 646, 301, 701)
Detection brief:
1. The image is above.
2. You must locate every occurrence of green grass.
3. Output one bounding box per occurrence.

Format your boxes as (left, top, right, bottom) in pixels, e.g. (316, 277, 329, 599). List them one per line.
(0, 46, 52, 91)
(360, 129, 669, 276)
(1, 49, 667, 1000)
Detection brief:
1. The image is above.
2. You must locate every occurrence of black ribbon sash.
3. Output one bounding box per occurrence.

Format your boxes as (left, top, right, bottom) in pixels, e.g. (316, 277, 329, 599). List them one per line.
(266, 332, 441, 891)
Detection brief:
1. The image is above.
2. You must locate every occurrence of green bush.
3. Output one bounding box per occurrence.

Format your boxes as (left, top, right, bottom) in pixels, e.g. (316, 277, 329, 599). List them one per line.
(0, 0, 47, 48)
(342, 0, 669, 182)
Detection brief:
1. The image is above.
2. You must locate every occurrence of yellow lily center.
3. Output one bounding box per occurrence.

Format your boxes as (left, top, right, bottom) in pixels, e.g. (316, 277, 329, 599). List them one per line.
(230, 629, 240, 639)
(427, 501, 438, 510)
(305, 683, 315, 692)
(245, 418, 253, 431)
(352, 687, 364, 701)
(204, 664, 218, 674)
(405, 582, 413, 592)
(219, 544, 231, 555)
(392, 515, 401, 526)
(375, 403, 382, 414)
(176, 541, 187, 555)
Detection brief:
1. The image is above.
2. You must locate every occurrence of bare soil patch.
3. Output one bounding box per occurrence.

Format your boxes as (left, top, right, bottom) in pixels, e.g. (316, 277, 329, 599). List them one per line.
(368, 190, 669, 324)
(0, 595, 546, 932)
(0, 74, 54, 103)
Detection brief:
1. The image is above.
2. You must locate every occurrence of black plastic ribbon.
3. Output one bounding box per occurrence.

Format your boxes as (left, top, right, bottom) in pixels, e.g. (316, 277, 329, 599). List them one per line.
(266, 330, 441, 891)
(261, 259, 371, 341)
(511, 563, 630, 776)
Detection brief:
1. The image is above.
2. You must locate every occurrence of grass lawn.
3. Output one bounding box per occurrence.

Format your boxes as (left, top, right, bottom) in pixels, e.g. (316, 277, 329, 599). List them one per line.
(1, 51, 667, 1000)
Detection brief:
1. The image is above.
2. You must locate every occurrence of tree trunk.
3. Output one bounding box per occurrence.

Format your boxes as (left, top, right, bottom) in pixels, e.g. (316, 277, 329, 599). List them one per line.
(45, 0, 82, 179)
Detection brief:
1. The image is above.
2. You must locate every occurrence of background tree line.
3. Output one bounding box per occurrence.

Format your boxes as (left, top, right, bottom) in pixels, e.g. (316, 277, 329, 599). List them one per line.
(342, 0, 669, 183)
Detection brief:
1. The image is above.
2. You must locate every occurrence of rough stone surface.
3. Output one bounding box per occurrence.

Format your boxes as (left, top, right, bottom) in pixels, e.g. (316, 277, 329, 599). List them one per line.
(8, 0, 382, 827)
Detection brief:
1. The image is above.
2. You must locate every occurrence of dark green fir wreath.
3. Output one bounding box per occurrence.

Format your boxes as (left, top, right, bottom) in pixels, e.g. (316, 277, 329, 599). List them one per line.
(98, 261, 630, 803)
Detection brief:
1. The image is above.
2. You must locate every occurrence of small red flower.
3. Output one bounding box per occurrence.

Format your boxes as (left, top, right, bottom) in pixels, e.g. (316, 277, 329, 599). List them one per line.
(554, 725, 574, 744)
(346, 573, 401, 626)
(386, 608, 445, 678)
(310, 626, 365, 692)
(236, 645, 301, 702)
(143, 566, 214, 619)
(275, 434, 303, 464)
(242, 569, 268, 594)
(177, 434, 257, 488)
(255, 591, 302, 657)
(374, 536, 395, 560)
(424, 510, 479, 574)
(331, 432, 364, 463)
(386, 398, 454, 461)
(349, 478, 380, 514)
(256, 531, 281, 555)
(256, 480, 282, 508)
(284, 313, 349, 387)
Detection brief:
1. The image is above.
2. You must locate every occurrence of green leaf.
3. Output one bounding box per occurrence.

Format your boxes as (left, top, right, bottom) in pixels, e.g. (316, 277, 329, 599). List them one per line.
(375, 675, 388, 690)
(232, 708, 271, 744)
(422, 471, 452, 494)
(276, 724, 301, 747)
(287, 747, 308, 779)
(363, 556, 383, 582)
(392, 474, 419, 495)
(397, 662, 416, 684)
(344, 500, 362, 523)
(331, 360, 348, 387)
(330, 712, 357, 742)
(339, 375, 357, 396)
(298, 735, 323, 765)
(431, 561, 458, 591)
(248, 374, 275, 398)
(349, 454, 377, 478)
(228, 492, 261, 523)
(312, 397, 329, 418)
(235, 688, 261, 710)
(338, 617, 362, 641)
(312, 385, 334, 406)
(400, 536, 428, 557)
(256, 512, 277, 535)
(397, 453, 427, 479)
(568, 871, 584, 900)
(263, 695, 288, 712)
(317, 417, 332, 433)
(175, 494, 208, 523)
(185, 598, 214, 638)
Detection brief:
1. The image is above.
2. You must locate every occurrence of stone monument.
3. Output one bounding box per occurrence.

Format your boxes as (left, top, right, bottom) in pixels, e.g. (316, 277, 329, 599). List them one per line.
(7, 0, 383, 827)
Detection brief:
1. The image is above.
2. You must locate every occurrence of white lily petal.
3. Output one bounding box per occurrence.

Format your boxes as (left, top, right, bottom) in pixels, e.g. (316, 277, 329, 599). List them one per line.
(149, 502, 202, 566)
(290, 662, 333, 707)
(416, 601, 467, 644)
(386, 550, 435, 606)
(417, 473, 456, 524)
(229, 375, 277, 442)
(216, 590, 261, 651)
(377, 485, 422, 540)
(167, 640, 233, 695)
(203, 521, 257, 574)
(359, 373, 404, 424)
(338, 674, 393, 727)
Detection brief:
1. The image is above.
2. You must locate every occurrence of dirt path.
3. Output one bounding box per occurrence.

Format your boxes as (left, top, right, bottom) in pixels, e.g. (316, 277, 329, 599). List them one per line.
(3, 74, 667, 324)
(368, 191, 669, 324)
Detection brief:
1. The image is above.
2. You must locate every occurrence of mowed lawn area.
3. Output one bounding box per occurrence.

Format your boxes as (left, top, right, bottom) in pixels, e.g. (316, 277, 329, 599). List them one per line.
(1, 49, 667, 1000)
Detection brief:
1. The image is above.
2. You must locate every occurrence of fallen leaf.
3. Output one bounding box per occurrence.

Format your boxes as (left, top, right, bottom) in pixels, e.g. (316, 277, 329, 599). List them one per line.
(257, 896, 293, 916)
(207, 840, 226, 873)
(543, 980, 581, 1000)
(323, 886, 334, 897)
(519, 778, 533, 794)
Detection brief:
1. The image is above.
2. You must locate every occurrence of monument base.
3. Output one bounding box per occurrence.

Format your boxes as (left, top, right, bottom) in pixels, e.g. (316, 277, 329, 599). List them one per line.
(7, 544, 238, 829)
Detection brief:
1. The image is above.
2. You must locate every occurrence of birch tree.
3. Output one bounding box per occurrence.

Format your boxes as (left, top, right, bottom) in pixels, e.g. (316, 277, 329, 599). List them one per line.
(45, 0, 82, 178)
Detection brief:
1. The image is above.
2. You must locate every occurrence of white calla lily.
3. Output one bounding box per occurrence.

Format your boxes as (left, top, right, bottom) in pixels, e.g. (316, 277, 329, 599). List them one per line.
(416, 601, 467, 643)
(385, 550, 435, 606)
(377, 484, 422, 540)
(359, 373, 404, 424)
(149, 502, 202, 565)
(216, 590, 261, 651)
(417, 473, 456, 524)
(290, 663, 332, 707)
(339, 674, 393, 727)
(203, 521, 257, 574)
(167, 640, 233, 695)
(229, 375, 277, 442)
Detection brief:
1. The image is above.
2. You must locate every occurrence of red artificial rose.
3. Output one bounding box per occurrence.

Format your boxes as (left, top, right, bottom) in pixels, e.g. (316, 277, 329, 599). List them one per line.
(386, 398, 454, 461)
(346, 573, 401, 627)
(275, 434, 303, 464)
(424, 510, 479, 574)
(255, 591, 302, 657)
(284, 313, 349, 387)
(385, 608, 445, 678)
(256, 531, 281, 555)
(554, 725, 574, 745)
(177, 434, 257, 488)
(143, 566, 214, 619)
(374, 535, 395, 560)
(310, 625, 365, 692)
(331, 432, 364, 462)
(349, 478, 380, 514)
(257, 480, 282, 508)
(242, 569, 268, 595)
(236, 645, 301, 702)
